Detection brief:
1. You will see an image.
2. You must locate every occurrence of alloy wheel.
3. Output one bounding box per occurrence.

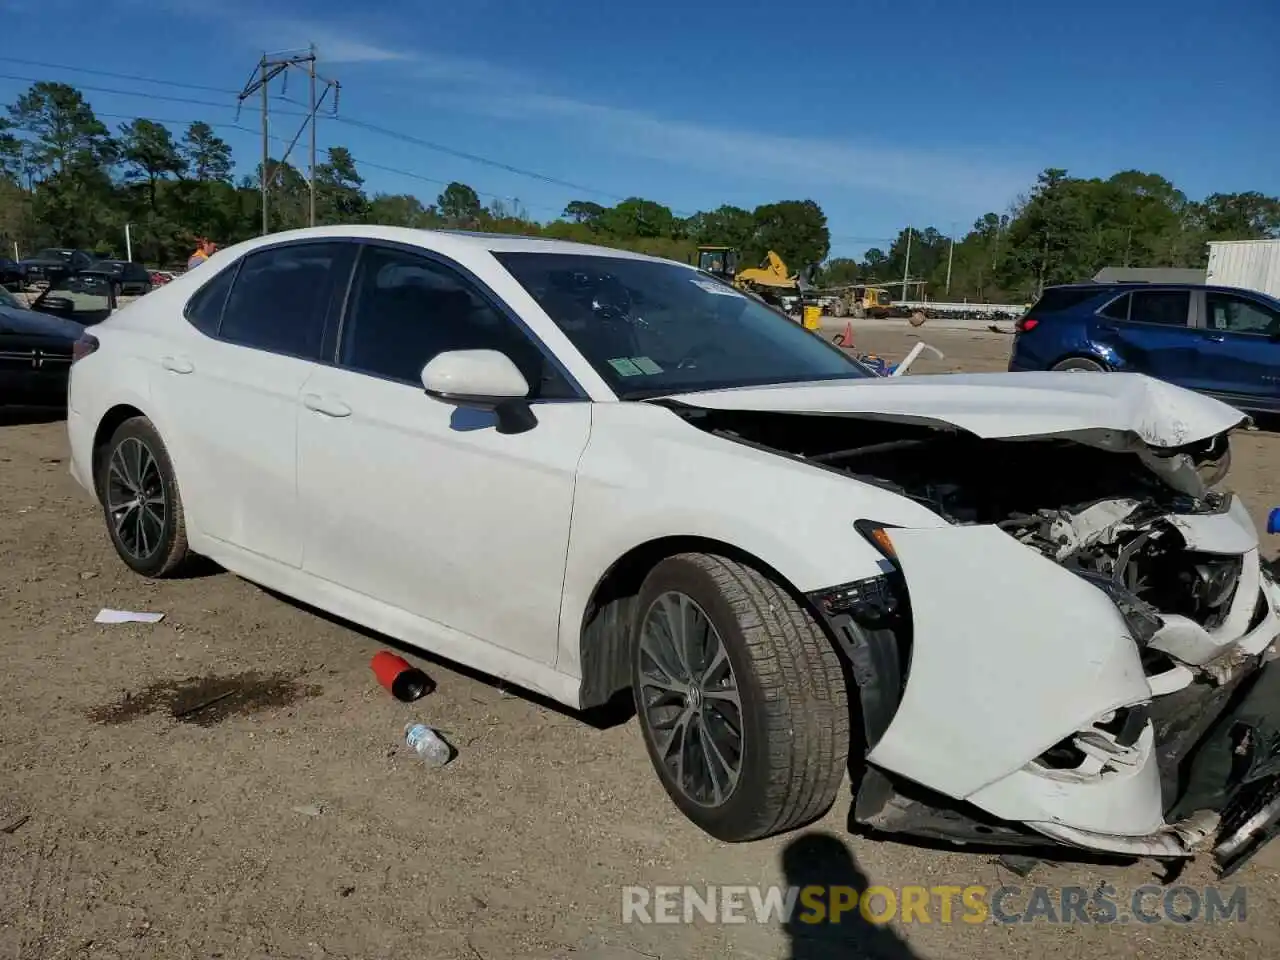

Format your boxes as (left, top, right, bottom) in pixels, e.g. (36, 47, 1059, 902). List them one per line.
(637, 591, 744, 808)
(105, 437, 166, 560)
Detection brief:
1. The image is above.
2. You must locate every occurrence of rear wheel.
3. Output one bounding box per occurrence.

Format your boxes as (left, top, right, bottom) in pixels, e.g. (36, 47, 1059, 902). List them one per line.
(1052, 356, 1106, 372)
(96, 416, 192, 577)
(631, 553, 849, 842)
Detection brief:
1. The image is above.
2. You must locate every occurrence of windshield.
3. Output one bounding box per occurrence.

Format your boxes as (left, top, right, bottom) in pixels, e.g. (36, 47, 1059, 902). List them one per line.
(34, 249, 73, 261)
(495, 252, 874, 398)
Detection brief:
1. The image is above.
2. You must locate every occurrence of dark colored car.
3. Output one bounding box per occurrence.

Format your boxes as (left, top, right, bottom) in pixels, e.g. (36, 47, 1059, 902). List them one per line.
(86, 259, 153, 297)
(28, 271, 116, 326)
(18, 247, 95, 286)
(0, 286, 84, 406)
(1008, 282, 1280, 414)
(0, 258, 23, 290)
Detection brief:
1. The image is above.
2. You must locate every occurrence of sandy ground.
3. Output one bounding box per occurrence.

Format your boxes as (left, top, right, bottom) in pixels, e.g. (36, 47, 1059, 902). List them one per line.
(3, 322, 1280, 960)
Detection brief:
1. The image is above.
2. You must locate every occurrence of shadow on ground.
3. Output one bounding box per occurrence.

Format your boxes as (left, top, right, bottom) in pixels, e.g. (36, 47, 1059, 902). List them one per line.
(256, 584, 636, 730)
(780, 832, 920, 960)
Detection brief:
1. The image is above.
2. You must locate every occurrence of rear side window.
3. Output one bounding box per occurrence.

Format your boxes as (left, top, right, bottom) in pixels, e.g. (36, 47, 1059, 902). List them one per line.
(1128, 290, 1190, 327)
(218, 243, 347, 359)
(183, 264, 237, 336)
(1099, 294, 1131, 321)
(1030, 287, 1101, 314)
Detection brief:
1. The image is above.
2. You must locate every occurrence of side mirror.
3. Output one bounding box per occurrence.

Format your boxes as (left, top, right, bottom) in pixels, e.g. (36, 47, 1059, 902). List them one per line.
(420, 349, 537, 435)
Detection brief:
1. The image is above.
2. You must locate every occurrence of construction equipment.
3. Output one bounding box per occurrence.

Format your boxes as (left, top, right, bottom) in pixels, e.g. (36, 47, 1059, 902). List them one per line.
(695, 245, 819, 312)
(827, 284, 894, 319)
(695, 245, 739, 283)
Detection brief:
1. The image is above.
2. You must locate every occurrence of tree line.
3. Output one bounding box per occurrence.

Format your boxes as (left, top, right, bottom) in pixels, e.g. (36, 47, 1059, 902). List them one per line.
(2, 81, 1278, 302)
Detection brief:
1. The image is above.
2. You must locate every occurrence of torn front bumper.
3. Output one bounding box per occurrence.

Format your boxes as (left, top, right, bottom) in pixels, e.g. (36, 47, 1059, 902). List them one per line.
(811, 522, 1280, 877)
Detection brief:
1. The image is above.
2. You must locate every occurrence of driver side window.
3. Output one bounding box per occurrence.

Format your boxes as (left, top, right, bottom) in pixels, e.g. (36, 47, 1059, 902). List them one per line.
(339, 246, 577, 400)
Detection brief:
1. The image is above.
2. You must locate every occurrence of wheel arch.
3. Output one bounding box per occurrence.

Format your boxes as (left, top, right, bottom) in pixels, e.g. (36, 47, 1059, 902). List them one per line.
(1050, 348, 1113, 371)
(91, 403, 149, 493)
(90, 401, 193, 517)
(576, 534, 816, 709)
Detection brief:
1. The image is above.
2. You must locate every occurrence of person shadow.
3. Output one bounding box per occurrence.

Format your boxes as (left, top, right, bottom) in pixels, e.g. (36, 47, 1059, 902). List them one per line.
(780, 832, 921, 960)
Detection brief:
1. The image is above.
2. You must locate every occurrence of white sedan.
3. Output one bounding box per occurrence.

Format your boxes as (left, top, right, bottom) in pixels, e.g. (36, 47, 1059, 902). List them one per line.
(66, 226, 1280, 875)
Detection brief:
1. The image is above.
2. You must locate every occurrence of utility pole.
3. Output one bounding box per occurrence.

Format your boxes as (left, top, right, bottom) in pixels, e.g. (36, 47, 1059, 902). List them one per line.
(260, 57, 269, 235)
(237, 48, 340, 236)
(309, 45, 317, 227)
(945, 234, 955, 295)
(901, 227, 912, 302)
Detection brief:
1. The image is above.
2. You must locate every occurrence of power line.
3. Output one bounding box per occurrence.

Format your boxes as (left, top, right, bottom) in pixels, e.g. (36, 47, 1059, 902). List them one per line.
(0, 59, 898, 247)
(0, 56, 240, 95)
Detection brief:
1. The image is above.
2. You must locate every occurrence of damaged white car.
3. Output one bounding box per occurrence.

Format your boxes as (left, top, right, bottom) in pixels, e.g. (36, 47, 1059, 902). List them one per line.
(65, 228, 1280, 876)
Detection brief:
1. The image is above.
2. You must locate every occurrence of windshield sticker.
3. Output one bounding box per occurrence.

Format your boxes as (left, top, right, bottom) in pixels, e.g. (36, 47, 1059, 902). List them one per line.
(690, 278, 745, 297)
(608, 357, 645, 377)
(631, 356, 663, 375)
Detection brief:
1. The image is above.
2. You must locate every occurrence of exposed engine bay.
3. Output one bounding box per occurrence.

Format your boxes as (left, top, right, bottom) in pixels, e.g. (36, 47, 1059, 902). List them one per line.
(681, 406, 1254, 650)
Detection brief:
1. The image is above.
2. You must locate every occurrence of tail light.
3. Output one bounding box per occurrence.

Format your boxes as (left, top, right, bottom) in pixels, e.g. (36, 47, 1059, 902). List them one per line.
(1015, 316, 1039, 332)
(71, 332, 99, 363)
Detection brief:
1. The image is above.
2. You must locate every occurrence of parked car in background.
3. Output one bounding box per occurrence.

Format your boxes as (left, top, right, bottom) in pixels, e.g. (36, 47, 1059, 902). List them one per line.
(0, 257, 23, 290)
(0, 285, 82, 406)
(29, 270, 116, 326)
(18, 248, 95, 286)
(1009, 282, 1280, 414)
(64, 226, 1280, 877)
(86, 259, 154, 297)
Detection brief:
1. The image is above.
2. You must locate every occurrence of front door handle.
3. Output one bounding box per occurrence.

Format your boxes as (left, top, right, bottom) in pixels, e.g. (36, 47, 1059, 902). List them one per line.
(302, 392, 351, 418)
(1095, 323, 1119, 334)
(160, 355, 193, 374)
(1204, 333, 1226, 343)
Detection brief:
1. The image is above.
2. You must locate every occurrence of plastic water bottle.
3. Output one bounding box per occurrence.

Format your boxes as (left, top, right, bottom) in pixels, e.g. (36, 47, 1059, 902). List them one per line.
(404, 723, 451, 766)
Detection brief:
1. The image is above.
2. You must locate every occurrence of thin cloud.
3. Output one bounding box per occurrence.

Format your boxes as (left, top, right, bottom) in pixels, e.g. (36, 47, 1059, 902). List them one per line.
(152, 4, 1030, 211)
(147, 1, 412, 63)
(421, 87, 1032, 211)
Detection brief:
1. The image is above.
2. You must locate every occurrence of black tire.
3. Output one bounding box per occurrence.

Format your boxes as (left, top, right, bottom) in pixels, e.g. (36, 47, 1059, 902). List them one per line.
(1052, 356, 1106, 372)
(631, 553, 849, 842)
(96, 416, 192, 577)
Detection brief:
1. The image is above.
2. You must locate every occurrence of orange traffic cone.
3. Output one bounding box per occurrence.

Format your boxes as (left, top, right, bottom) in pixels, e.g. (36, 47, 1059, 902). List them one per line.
(833, 321, 854, 348)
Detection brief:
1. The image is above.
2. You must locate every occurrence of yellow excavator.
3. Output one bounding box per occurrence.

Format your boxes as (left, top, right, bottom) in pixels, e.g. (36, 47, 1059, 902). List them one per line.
(695, 245, 820, 327)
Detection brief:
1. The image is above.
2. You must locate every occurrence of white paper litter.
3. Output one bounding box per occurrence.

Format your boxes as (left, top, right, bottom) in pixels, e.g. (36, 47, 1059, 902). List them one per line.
(95, 608, 165, 624)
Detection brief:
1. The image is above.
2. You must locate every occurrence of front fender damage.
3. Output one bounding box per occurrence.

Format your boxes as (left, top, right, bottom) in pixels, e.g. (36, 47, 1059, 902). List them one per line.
(812, 521, 1280, 876)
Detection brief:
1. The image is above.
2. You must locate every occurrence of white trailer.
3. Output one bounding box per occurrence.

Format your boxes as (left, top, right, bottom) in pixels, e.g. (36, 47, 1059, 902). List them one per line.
(1205, 239, 1280, 299)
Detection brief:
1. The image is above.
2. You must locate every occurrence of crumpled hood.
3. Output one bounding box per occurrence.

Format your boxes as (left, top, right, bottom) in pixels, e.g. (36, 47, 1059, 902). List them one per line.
(667, 371, 1246, 448)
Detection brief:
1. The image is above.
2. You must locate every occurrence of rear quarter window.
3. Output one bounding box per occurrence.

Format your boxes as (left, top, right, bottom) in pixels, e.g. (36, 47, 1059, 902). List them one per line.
(183, 263, 238, 336)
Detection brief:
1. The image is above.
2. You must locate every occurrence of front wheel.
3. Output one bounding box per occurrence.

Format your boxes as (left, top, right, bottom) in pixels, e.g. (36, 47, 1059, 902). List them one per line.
(631, 553, 850, 842)
(96, 416, 193, 577)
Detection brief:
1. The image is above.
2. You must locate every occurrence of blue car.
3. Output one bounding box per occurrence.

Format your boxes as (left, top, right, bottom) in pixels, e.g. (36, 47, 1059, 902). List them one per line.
(1009, 282, 1280, 414)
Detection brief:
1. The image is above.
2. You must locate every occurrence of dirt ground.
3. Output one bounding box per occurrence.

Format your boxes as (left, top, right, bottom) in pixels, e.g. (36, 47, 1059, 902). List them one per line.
(3, 323, 1280, 960)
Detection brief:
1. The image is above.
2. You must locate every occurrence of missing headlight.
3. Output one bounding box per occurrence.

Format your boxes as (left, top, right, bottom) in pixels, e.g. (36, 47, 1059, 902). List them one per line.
(812, 574, 901, 627)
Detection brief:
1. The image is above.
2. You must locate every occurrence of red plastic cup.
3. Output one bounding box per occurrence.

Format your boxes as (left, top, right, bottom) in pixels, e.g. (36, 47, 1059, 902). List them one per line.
(370, 651, 434, 702)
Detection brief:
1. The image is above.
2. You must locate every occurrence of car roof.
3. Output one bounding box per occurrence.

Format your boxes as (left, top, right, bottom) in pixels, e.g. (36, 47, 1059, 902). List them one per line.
(1044, 281, 1279, 298)
(211, 224, 685, 267)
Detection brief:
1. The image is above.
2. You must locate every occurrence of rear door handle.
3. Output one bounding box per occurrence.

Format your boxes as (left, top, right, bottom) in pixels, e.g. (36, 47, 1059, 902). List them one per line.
(1204, 333, 1226, 343)
(303, 392, 351, 418)
(160, 355, 193, 374)
(1095, 323, 1118, 334)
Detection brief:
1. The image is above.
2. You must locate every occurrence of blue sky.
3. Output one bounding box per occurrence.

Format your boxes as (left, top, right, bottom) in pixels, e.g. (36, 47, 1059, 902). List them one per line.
(1, 0, 1277, 258)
